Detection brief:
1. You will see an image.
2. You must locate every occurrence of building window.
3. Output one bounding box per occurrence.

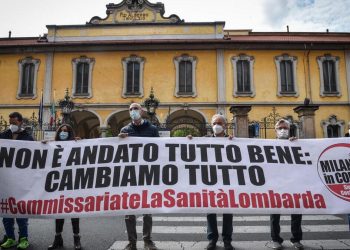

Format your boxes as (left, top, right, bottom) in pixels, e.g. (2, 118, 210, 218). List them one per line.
(127, 61, 140, 94)
(174, 54, 197, 97)
(321, 115, 345, 138)
(317, 54, 341, 96)
(17, 57, 40, 99)
(275, 54, 298, 97)
(122, 55, 145, 98)
(231, 54, 255, 97)
(327, 125, 340, 138)
(179, 61, 193, 93)
(72, 56, 95, 98)
(21, 63, 34, 95)
(76, 63, 89, 94)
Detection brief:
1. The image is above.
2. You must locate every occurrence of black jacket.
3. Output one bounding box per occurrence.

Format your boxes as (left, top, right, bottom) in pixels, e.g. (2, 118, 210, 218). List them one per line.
(0, 129, 34, 141)
(120, 120, 159, 137)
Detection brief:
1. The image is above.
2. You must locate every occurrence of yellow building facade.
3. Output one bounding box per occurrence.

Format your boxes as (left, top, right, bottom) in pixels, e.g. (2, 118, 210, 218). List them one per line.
(0, 0, 349, 139)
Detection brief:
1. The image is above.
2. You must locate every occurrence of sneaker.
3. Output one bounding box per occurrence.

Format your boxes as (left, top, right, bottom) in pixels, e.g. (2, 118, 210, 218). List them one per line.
(123, 241, 137, 250)
(224, 241, 234, 250)
(17, 237, 29, 250)
(144, 240, 157, 250)
(291, 241, 304, 249)
(267, 241, 283, 250)
(0, 238, 17, 249)
(206, 240, 217, 250)
(0, 236, 8, 245)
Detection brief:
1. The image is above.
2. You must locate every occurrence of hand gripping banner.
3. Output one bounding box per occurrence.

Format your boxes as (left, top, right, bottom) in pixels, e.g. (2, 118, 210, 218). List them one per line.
(0, 137, 349, 218)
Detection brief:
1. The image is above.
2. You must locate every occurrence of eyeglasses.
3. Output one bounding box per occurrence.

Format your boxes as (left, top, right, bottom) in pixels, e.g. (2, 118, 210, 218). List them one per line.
(129, 107, 140, 111)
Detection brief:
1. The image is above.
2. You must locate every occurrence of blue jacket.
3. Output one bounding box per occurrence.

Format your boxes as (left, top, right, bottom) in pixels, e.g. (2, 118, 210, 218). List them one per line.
(120, 120, 159, 137)
(0, 129, 34, 141)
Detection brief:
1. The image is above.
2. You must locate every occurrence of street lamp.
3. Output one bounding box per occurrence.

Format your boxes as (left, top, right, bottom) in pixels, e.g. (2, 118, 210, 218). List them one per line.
(58, 88, 75, 125)
(143, 87, 159, 125)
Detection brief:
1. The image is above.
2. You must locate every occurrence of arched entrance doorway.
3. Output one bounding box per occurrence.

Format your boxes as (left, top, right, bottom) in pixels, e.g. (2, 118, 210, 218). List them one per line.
(166, 109, 208, 137)
(71, 110, 101, 138)
(107, 111, 131, 137)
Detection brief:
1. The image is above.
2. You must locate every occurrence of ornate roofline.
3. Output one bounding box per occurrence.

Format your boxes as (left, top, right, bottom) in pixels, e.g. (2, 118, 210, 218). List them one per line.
(88, 0, 183, 25)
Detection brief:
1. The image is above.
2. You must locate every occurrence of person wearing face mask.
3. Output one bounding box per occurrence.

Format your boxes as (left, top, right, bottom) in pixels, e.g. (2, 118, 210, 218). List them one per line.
(0, 112, 32, 250)
(267, 119, 303, 250)
(206, 114, 234, 250)
(45, 124, 82, 250)
(344, 127, 350, 230)
(118, 103, 159, 250)
(187, 114, 234, 250)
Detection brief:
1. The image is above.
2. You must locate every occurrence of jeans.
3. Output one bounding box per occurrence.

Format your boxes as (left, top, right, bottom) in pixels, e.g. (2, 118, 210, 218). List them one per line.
(3, 218, 28, 239)
(125, 214, 152, 242)
(270, 214, 302, 243)
(55, 218, 80, 234)
(207, 214, 233, 242)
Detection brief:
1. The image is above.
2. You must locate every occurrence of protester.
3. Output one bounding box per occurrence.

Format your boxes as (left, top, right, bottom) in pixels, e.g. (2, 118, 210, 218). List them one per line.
(207, 114, 235, 250)
(267, 119, 303, 250)
(187, 114, 234, 250)
(118, 103, 159, 250)
(0, 112, 32, 249)
(45, 124, 82, 250)
(345, 131, 349, 230)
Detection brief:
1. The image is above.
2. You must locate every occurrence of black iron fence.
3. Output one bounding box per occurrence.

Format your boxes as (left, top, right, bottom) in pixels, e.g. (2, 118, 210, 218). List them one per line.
(246, 107, 300, 139)
(157, 122, 234, 137)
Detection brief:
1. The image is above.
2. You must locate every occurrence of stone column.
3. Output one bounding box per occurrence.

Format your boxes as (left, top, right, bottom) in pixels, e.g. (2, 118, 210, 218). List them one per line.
(217, 49, 226, 116)
(293, 105, 319, 138)
(43, 52, 54, 126)
(229, 105, 252, 138)
(100, 126, 108, 138)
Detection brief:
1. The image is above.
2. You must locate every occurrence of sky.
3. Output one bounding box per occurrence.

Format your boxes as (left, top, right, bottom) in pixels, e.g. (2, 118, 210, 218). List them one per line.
(0, 0, 349, 38)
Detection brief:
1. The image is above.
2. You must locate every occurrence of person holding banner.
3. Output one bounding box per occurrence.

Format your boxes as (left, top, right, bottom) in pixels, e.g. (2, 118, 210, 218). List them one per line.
(188, 114, 234, 250)
(346, 130, 350, 230)
(118, 103, 159, 250)
(268, 119, 303, 250)
(45, 124, 82, 250)
(0, 112, 32, 250)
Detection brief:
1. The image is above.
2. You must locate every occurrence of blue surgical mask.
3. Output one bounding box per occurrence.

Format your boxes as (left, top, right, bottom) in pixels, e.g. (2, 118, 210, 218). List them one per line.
(59, 131, 69, 140)
(130, 110, 141, 120)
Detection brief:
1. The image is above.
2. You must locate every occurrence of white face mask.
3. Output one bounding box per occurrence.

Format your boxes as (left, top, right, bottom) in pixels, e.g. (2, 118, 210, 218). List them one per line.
(277, 129, 289, 139)
(130, 110, 141, 120)
(212, 124, 224, 135)
(9, 124, 19, 133)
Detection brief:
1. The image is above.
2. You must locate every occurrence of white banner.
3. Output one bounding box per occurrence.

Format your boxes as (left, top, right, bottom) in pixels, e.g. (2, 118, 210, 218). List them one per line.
(0, 137, 350, 218)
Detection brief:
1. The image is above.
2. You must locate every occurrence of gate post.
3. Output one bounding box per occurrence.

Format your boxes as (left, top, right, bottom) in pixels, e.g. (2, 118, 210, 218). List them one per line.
(100, 126, 108, 138)
(293, 105, 319, 138)
(229, 105, 252, 138)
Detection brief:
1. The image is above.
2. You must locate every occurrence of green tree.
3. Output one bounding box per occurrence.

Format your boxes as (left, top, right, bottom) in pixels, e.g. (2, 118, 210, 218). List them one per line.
(171, 127, 200, 137)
